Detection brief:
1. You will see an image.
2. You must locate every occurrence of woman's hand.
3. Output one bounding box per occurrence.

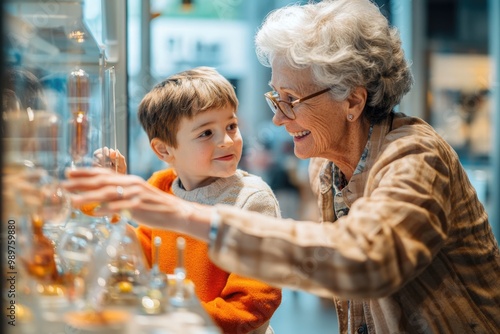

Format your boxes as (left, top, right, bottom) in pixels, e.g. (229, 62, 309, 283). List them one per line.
(63, 168, 212, 241)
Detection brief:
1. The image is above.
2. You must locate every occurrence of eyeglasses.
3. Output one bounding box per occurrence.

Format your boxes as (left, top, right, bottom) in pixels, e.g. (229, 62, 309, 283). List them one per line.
(264, 87, 331, 120)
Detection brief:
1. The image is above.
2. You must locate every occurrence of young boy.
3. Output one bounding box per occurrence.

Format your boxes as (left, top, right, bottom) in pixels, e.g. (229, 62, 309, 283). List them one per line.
(134, 67, 281, 334)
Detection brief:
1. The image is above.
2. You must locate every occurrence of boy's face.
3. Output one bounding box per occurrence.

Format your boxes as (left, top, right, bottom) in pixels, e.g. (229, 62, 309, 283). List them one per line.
(166, 105, 243, 190)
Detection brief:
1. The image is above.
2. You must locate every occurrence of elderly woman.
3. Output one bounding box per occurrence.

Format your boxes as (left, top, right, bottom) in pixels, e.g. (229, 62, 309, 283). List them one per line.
(65, 0, 500, 332)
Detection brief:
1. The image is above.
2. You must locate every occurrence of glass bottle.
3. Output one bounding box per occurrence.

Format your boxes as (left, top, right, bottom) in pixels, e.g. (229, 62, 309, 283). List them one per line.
(166, 237, 222, 333)
(24, 214, 63, 290)
(140, 236, 169, 315)
(85, 218, 149, 309)
(68, 68, 91, 166)
(62, 219, 139, 334)
(27, 215, 58, 282)
(169, 237, 196, 308)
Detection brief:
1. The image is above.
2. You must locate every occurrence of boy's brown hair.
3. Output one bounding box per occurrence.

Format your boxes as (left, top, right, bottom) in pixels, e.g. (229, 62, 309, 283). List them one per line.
(138, 66, 238, 148)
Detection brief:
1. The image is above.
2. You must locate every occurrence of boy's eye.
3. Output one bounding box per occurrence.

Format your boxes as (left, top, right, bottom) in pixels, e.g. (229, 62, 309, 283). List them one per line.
(199, 130, 212, 138)
(227, 123, 238, 131)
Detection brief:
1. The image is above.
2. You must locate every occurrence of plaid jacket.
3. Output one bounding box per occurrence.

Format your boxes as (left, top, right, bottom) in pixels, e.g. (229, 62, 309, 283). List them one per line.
(211, 113, 500, 333)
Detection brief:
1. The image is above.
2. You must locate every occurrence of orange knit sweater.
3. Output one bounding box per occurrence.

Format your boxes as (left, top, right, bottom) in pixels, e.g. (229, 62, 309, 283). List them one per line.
(136, 168, 281, 333)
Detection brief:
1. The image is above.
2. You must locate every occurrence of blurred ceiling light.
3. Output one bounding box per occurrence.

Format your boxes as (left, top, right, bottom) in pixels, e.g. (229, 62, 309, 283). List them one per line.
(68, 30, 86, 43)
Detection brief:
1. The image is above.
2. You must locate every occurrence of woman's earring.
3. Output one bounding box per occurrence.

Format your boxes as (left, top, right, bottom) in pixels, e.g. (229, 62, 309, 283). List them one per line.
(347, 114, 354, 121)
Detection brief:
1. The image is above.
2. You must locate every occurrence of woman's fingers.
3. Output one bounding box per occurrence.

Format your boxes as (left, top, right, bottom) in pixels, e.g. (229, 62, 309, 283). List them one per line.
(63, 169, 146, 205)
(62, 168, 191, 230)
(65, 166, 113, 178)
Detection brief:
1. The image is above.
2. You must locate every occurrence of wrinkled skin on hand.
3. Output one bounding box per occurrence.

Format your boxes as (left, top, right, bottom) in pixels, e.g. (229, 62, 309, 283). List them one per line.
(62, 168, 208, 239)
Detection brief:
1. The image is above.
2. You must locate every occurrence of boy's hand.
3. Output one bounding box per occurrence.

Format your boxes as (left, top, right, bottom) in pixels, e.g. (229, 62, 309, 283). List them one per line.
(93, 147, 127, 174)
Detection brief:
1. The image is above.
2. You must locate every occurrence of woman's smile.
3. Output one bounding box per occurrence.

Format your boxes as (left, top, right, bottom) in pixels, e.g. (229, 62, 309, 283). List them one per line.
(289, 130, 311, 140)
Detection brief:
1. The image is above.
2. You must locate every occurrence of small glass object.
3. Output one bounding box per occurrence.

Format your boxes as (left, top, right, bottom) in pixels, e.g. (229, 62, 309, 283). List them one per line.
(24, 214, 62, 284)
(39, 174, 72, 245)
(85, 218, 149, 310)
(68, 68, 91, 166)
(57, 223, 99, 305)
(169, 237, 196, 308)
(64, 308, 130, 334)
(140, 236, 169, 315)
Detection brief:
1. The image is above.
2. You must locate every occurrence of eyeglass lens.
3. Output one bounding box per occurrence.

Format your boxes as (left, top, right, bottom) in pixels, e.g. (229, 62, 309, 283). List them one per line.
(265, 92, 294, 119)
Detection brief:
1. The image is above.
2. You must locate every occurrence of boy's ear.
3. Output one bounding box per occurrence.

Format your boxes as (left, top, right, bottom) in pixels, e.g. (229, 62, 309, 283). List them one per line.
(150, 138, 174, 163)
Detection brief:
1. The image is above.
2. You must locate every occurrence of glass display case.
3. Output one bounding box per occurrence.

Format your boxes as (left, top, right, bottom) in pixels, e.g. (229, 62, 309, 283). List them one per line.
(4, 0, 104, 171)
(2, 1, 222, 333)
(3, 2, 119, 333)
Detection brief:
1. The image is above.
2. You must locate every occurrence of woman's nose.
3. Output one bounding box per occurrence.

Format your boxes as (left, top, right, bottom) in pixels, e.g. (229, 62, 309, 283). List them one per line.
(272, 111, 288, 126)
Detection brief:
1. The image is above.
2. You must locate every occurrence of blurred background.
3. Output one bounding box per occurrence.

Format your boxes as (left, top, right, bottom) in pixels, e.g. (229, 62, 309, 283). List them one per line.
(3, 0, 500, 333)
(127, 0, 497, 253)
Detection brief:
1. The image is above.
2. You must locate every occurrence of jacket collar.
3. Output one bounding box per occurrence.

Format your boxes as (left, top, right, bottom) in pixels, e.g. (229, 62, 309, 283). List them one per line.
(338, 113, 394, 207)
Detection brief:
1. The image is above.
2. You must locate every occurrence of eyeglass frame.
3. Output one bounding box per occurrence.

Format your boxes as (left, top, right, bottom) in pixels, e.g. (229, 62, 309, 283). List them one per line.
(264, 87, 332, 120)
